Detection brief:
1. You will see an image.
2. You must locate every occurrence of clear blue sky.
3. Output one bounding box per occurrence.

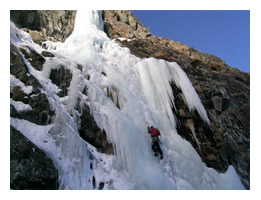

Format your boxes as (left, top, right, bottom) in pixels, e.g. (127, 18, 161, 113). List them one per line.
(131, 10, 250, 73)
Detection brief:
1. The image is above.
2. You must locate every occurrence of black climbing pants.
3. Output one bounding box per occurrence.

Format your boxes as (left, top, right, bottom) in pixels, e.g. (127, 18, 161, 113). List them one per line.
(152, 140, 163, 155)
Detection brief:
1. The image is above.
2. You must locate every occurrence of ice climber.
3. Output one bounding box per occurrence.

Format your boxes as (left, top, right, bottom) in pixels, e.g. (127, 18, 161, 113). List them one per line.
(146, 123, 164, 159)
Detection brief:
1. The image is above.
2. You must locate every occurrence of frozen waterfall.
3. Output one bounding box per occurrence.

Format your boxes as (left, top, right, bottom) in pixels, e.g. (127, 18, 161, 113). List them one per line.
(10, 10, 245, 189)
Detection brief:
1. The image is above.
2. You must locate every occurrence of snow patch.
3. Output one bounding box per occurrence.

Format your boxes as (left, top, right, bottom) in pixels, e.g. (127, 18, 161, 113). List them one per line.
(10, 74, 33, 95)
(10, 99, 32, 112)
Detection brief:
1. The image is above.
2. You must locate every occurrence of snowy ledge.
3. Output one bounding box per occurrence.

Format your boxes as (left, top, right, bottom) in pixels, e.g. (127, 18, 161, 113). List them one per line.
(10, 99, 32, 112)
(114, 37, 135, 42)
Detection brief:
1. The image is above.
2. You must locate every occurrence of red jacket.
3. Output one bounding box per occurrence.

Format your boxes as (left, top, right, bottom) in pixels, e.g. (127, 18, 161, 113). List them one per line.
(148, 126, 161, 137)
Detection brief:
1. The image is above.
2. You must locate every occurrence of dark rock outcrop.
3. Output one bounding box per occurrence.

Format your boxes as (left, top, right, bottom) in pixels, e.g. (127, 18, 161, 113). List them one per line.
(19, 46, 46, 71)
(171, 83, 226, 171)
(10, 126, 58, 190)
(103, 11, 151, 39)
(49, 66, 72, 97)
(10, 10, 76, 44)
(10, 43, 42, 91)
(41, 50, 55, 57)
(11, 43, 54, 125)
(76, 99, 114, 155)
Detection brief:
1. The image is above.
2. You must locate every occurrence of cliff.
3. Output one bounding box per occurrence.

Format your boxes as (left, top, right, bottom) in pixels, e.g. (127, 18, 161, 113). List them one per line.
(10, 10, 249, 189)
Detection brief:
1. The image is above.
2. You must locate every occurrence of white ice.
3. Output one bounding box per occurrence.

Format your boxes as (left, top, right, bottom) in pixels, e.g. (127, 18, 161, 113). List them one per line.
(10, 99, 32, 112)
(10, 74, 33, 95)
(10, 10, 245, 190)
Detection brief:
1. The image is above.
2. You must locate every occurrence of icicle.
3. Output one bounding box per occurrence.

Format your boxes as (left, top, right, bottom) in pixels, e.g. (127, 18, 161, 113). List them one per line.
(167, 62, 210, 124)
(185, 119, 202, 154)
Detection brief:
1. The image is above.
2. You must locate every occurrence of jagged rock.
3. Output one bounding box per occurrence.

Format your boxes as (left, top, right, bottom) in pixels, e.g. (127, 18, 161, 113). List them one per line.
(11, 86, 29, 104)
(10, 126, 58, 190)
(78, 102, 114, 155)
(49, 66, 72, 97)
(171, 83, 227, 172)
(211, 96, 223, 112)
(103, 11, 151, 39)
(98, 182, 105, 190)
(10, 43, 29, 78)
(20, 46, 45, 71)
(41, 50, 55, 57)
(194, 66, 249, 189)
(10, 10, 76, 43)
(26, 93, 54, 125)
(11, 85, 54, 125)
(10, 43, 41, 90)
(117, 36, 228, 70)
(10, 10, 41, 30)
(11, 43, 54, 125)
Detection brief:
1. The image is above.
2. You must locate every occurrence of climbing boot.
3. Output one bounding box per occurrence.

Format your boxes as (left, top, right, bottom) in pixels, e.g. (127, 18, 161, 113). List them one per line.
(160, 154, 163, 159)
(154, 152, 159, 157)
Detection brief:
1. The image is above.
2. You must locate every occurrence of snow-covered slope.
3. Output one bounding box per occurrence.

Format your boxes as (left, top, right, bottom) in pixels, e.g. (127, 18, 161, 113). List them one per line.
(10, 10, 245, 189)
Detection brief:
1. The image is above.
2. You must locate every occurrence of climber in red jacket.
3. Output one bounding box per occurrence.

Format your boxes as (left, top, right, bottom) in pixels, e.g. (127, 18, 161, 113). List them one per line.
(146, 122, 163, 159)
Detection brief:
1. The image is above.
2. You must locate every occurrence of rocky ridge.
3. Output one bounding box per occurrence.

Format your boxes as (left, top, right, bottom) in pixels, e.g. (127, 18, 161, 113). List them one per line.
(10, 10, 249, 189)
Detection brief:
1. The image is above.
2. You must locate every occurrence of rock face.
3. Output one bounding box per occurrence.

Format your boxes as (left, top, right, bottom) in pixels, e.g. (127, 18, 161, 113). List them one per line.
(103, 11, 249, 189)
(10, 126, 57, 189)
(10, 10, 76, 44)
(77, 102, 114, 155)
(10, 43, 55, 125)
(103, 11, 151, 39)
(49, 66, 72, 97)
(10, 10, 249, 189)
